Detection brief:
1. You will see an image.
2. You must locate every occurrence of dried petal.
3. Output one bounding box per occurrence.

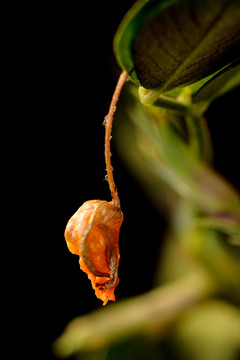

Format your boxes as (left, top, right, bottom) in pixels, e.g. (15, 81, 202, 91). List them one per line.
(65, 200, 123, 305)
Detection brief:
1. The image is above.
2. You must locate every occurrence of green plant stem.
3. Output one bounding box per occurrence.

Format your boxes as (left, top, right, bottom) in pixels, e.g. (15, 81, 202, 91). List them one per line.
(153, 95, 189, 113)
(185, 113, 213, 161)
(53, 269, 215, 358)
(152, 95, 213, 161)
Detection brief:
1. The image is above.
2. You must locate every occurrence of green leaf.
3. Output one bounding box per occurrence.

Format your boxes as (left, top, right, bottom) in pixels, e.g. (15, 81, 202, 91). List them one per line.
(114, 0, 240, 93)
(192, 58, 240, 104)
(164, 58, 240, 105)
(114, 0, 176, 87)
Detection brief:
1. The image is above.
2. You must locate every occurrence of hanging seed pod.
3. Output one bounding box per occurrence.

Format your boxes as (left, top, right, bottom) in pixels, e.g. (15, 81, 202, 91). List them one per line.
(65, 200, 123, 305)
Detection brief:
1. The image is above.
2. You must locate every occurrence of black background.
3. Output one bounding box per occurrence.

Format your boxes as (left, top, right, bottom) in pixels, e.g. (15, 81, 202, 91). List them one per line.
(8, 1, 239, 359)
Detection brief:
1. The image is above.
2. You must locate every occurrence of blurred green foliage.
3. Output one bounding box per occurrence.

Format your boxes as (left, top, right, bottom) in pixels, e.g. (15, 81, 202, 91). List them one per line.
(55, 0, 240, 359)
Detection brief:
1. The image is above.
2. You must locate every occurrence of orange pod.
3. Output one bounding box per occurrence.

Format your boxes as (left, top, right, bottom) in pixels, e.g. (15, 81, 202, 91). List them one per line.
(65, 200, 123, 305)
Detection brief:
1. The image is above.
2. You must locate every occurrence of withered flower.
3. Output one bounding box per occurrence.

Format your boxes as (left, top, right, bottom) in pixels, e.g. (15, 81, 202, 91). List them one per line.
(64, 72, 127, 304)
(65, 200, 123, 305)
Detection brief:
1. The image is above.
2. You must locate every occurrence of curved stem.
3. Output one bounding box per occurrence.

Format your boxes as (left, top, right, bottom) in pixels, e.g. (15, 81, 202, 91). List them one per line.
(105, 71, 128, 207)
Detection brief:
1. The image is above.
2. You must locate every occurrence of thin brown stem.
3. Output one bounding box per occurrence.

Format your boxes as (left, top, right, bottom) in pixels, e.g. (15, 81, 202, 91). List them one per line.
(104, 71, 128, 207)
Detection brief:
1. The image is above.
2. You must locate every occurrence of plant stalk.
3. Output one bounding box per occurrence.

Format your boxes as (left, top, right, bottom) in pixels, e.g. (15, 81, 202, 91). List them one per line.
(104, 71, 128, 207)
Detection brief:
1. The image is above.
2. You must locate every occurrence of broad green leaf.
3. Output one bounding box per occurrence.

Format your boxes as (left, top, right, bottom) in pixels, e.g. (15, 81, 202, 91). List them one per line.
(114, 0, 176, 87)
(114, 0, 240, 94)
(191, 58, 240, 104)
(164, 58, 240, 105)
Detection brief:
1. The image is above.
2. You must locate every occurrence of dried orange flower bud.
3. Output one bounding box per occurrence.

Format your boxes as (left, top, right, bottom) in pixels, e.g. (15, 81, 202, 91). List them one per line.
(65, 200, 123, 305)
(64, 72, 127, 305)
